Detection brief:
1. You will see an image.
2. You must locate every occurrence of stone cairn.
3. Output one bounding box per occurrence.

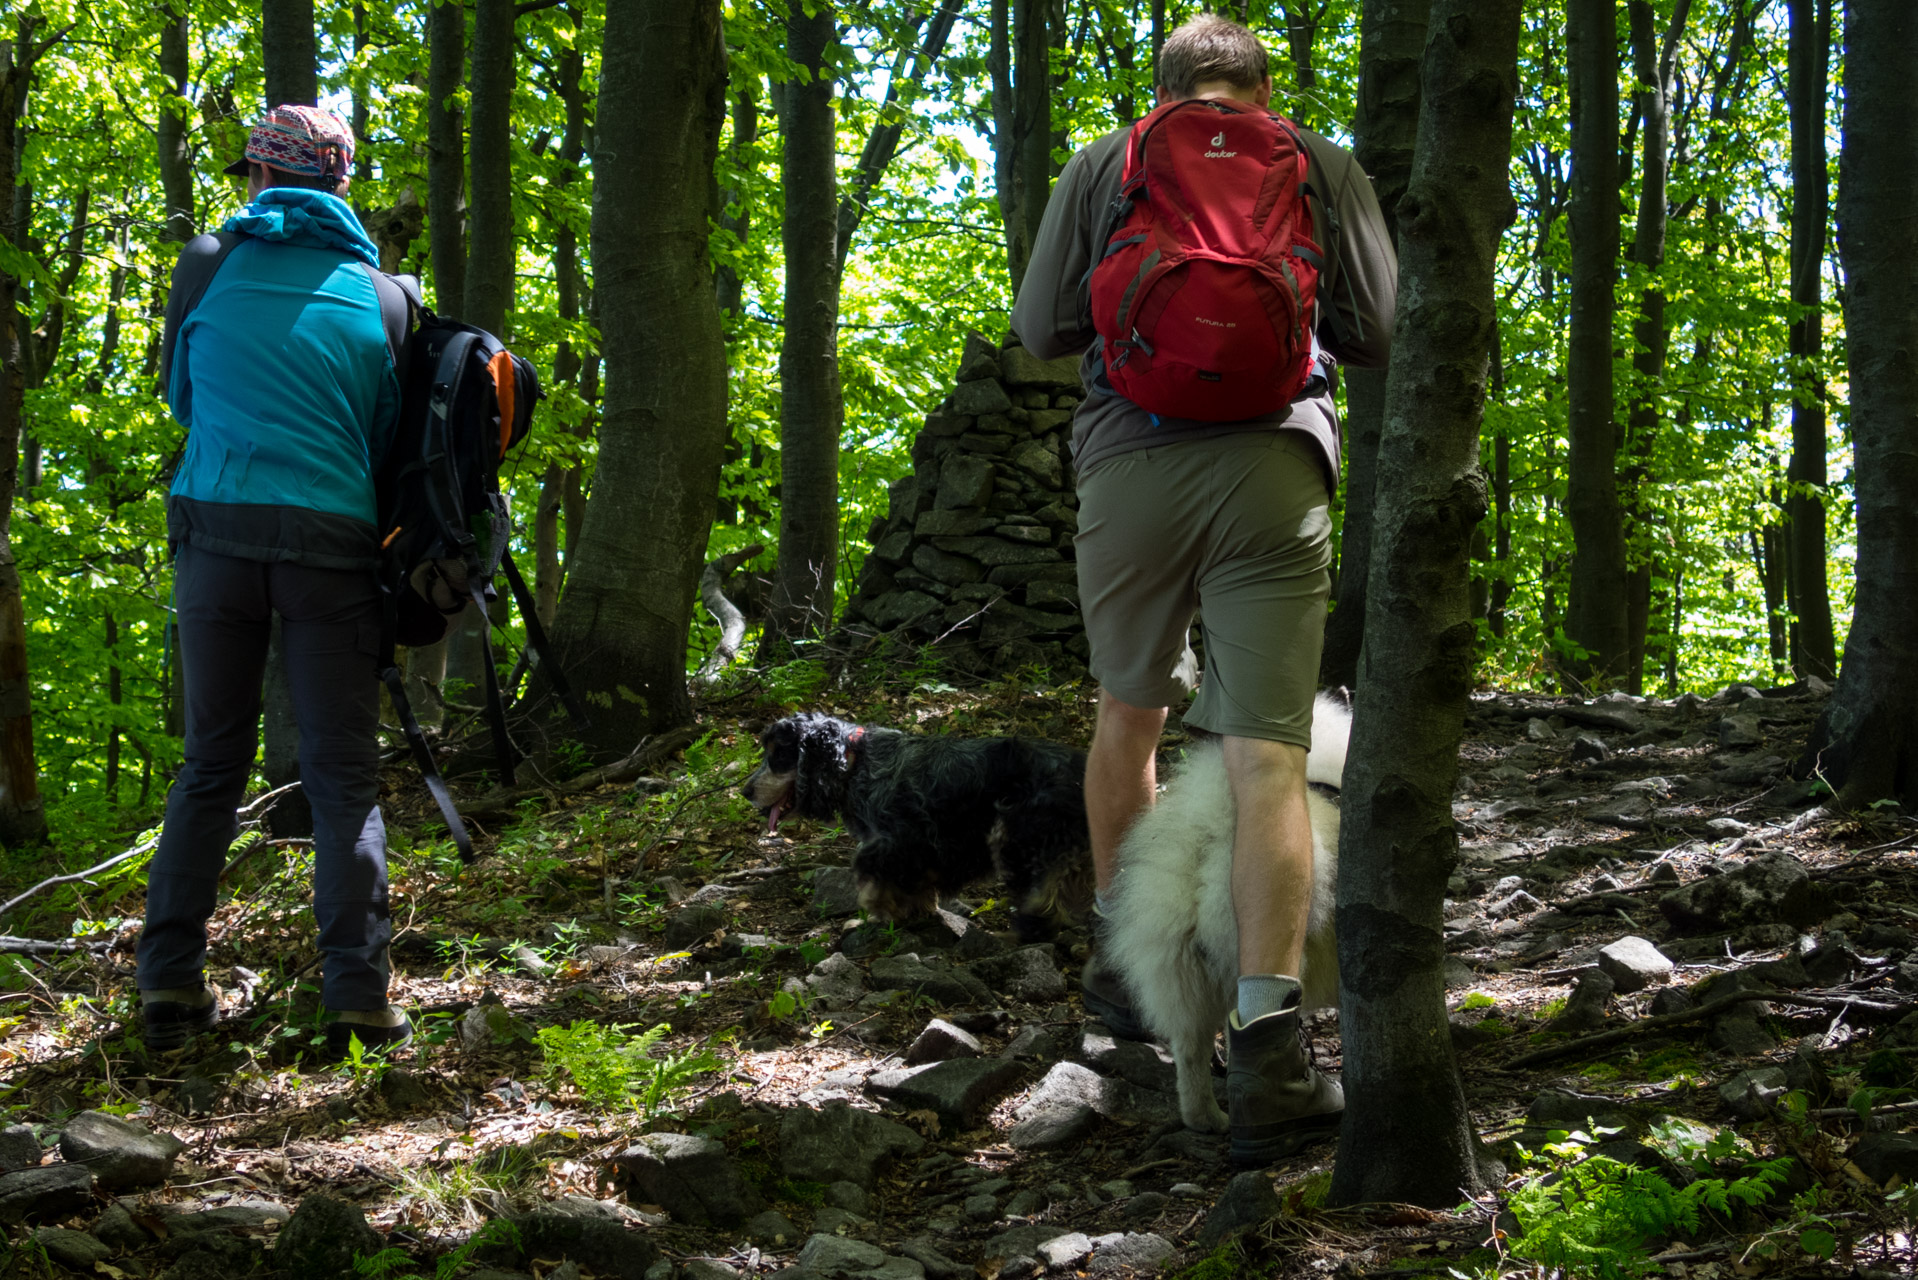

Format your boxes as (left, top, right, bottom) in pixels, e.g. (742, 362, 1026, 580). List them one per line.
(842, 332, 1090, 678)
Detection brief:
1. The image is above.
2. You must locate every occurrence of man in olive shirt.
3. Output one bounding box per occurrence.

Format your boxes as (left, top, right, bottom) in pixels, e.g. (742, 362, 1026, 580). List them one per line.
(1012, 15, 1397, 1162)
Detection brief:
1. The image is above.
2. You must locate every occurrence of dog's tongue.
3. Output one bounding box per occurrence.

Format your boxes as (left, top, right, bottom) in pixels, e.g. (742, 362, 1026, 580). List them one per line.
(765, 802, 786, 836)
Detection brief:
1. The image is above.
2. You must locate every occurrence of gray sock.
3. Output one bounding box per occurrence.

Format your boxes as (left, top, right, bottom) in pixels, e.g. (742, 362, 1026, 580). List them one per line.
(1237, 974, 1302, 1024)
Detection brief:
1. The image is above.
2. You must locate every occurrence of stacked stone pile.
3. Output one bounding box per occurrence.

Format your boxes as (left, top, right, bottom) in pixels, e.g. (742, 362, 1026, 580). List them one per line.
(843, 332, 1091, 675)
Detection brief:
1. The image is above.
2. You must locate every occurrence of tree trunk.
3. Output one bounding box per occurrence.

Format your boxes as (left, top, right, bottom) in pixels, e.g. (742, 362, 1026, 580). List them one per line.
(760, 0, 844, 657)
(261, 0, 318, 108)
(992, 0, 1053, 294)
(1564, 0, 1629, 689)
(428, 0, 466, 317)
(157, 6, 194, 244)
(536, 10, 590, 631)
(1800, 0, 1918, 807)
(1274, 3, 1322, 132)
(0, 23, 51, 847)
(539, 0, 728, 755)
(464, 0, 514, 338)
(1785, 0, 1838, 681)
(1329, 0, 1518, 1208)
(1621, 0, 1688, 694)
(715, 83, 758, 319)
(1319, 0, 1429, 692)
(443, 0, 517, 697)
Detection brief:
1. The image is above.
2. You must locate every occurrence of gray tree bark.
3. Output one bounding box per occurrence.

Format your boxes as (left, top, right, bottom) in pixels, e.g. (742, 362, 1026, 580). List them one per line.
(992, 0, 1053, 294)
(760, 0, 844, 656)
(261, 0, 318, 108)
(1785, 0, 1838, 681)
(1329, 0, 1519, 1208)
(428, 0, 466, 317)
(444, 0, 518, 696)
(535, 9, 589, 632)
(1622, 0, 1689, 694)
(463, 0, 514, 338)
(1564, 0, 1629, 689)
(538, 0, 728, 754)
(1801, 0, 1918, 807)
(1319, 0, 1429, 692)
(157, 6, 194, 244)
(0, 20, 54, 848)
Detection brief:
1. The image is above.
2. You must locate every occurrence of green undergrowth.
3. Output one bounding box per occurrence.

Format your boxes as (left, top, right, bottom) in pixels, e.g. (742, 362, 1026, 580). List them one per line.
(534, 1019, 721, 1116)
(1498, 1122, 1808, 1280)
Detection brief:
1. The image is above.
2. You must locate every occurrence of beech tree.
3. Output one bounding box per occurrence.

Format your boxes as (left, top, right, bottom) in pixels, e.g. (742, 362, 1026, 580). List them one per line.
(760, 0, 845, 656)
(1331, 0, 1521, 1207)
(538, 0, 728, 754)
(1783, 0, 1837, 681)
(1800, 0, 1917, 807)
(1319, 0, 1429, 692)
(1564, 0, 1629, 688)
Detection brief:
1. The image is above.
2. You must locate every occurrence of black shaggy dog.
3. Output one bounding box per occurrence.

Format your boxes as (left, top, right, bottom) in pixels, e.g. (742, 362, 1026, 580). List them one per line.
(742, 713, 1092, 940)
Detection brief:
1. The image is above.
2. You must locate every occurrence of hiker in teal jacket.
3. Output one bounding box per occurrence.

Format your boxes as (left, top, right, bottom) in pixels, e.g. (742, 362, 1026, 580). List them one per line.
(140, 105, 413, 1059)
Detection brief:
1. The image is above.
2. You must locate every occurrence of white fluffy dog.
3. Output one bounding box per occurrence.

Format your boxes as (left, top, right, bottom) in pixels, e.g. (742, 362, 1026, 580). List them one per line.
(1101, 692, 1351, 1133)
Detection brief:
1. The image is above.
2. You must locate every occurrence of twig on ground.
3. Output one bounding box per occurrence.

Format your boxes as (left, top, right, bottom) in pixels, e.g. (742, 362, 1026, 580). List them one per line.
(1504, 988, 1915, 1069)
(456, 723, 701, 824)
(0, 838, 159, 921)
(0, 935, 112, 956)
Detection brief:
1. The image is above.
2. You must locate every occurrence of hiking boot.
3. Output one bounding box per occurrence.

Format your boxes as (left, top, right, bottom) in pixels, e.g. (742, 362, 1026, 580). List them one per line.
(141, 985, 219, 1052)
(1226, 1002, 1343, 1164)
(323, 1007, 414, 1061)
(1080, 948, 1152, 1042)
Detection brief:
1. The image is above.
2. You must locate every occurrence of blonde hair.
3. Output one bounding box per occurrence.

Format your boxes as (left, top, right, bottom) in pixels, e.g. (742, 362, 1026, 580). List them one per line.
(1157, 14, 1270, 99)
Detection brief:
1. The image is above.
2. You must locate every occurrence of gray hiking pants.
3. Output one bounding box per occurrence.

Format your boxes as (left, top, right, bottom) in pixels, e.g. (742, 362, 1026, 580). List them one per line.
(137, 544, 392, 1011)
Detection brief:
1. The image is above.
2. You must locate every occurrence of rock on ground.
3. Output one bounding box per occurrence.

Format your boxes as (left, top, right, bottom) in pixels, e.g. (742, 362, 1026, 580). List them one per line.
(865, 1057, 1024, 1128)
(482, 1205, 660, 1280)
(58, 1111, 185, 1190)
(1596, 935, 1673, 993)
(612, 1132, 762, 1226)
(1658, 852, 1834, 932)
(1197, 1171, 1281, 1248)
(779, 1101, 926, 1189)
(272, 1193, 382, 1280)
(0, 1164, 94, 1225)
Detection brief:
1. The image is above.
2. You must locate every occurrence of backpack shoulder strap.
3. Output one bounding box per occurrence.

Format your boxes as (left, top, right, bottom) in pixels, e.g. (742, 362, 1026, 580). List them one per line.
(359, 264, 417, 380)
(160, 230, 246, 394)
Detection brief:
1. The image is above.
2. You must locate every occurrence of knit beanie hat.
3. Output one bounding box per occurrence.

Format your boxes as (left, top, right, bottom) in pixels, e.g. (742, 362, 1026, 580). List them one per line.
(223, 105, 354, 184)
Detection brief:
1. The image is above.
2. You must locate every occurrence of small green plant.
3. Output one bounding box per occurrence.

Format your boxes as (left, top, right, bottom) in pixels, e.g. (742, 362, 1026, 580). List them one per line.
(761, 657, 830, 706)
(534, 1019, 720, 1116)
(1503, 1126, 1793, 1280)
(338, 1031, 396, 1084)
(1457, 991, 1496, 1011)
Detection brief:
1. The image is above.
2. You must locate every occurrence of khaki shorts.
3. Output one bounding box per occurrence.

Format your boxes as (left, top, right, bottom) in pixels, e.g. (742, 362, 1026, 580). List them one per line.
(1074, 432, 1331, 747)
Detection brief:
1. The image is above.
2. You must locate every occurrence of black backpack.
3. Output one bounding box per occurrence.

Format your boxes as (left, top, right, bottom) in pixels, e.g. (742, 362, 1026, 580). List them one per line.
(168, 232, 589, 860)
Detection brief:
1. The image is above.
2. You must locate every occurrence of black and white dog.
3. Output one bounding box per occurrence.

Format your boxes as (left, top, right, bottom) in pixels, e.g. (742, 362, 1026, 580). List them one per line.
(1101, 691, 1352, 1135)
(742, 713, 1093, 940)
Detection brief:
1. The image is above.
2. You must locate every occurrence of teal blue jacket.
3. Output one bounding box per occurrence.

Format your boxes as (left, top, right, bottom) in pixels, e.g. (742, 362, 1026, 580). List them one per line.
(163, 189, 402, 571)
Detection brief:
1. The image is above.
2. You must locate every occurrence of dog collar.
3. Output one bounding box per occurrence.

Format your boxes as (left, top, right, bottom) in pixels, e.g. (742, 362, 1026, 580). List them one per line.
(846, 726, 866, 767)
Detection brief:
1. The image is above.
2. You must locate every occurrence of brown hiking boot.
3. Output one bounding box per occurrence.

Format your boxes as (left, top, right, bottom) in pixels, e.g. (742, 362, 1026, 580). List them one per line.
(1226, 1003, 1343, 1164)
(1080, 949, 1152, 1041)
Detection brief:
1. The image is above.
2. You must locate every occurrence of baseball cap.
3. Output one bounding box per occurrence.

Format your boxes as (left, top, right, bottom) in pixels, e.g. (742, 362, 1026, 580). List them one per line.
(223, 105, 355, 182)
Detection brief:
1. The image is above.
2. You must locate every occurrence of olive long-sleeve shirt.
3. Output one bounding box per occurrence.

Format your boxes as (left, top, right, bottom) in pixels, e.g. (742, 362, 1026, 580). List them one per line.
(1011, 121, 1399, 488)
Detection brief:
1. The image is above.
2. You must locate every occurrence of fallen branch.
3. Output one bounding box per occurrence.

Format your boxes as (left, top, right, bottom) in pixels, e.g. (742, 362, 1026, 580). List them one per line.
(0, 837, 158, 922)
(0, 936, 112, 956)
(1503, 987, 1915, 1070)
(692, 543, 765, 686)
(455, 723, 701, 823)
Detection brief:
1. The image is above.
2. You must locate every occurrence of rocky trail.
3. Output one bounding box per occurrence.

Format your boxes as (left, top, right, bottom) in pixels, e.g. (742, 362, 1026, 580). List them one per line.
(1, 675, 1915, 1280)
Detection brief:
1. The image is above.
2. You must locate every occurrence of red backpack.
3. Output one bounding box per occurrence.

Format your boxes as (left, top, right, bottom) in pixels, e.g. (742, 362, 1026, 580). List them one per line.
(1089, 97, 1324, 422)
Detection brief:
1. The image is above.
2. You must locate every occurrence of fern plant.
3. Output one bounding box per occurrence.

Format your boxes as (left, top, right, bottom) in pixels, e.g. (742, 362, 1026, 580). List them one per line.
(534, 1020, 720, 1116)
(1506, 1126, 1792, 1280)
